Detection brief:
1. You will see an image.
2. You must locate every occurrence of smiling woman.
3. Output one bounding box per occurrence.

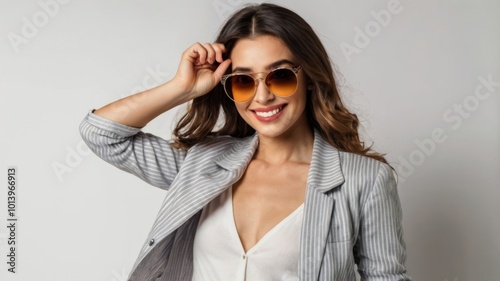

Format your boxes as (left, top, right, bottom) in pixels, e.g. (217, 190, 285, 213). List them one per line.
(229, 35, 310, 141)
(79, 3, 411, 281)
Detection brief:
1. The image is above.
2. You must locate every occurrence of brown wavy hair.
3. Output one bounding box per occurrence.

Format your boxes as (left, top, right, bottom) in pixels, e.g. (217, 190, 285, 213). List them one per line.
(172, 3, 387, 164)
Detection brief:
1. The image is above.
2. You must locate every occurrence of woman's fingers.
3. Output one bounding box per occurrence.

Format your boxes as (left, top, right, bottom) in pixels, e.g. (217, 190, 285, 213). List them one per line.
(182, 42, 199, 63)
(185, 42, 226, 65)
(211, 43, 226, 63)
(193, 42, 207, 65)
(175, 42, 231, 97)
(202, 43, 216, 64)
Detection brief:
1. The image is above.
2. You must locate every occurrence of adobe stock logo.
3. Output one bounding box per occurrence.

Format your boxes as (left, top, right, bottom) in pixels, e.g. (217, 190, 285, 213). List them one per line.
(114, 65, 170, 122)
(51, 140, 91, 183)
(340, 0, 412, 63)
(213, 0, 244, 21)
(51, 64, 170, 183)
(7, 0, 71, 53)
(396, 74, 499, 183)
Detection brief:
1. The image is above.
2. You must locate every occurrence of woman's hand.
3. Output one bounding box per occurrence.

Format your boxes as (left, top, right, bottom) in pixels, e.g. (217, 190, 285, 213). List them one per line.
(173, 42, 232, 100)
(92, 42, 231, 127)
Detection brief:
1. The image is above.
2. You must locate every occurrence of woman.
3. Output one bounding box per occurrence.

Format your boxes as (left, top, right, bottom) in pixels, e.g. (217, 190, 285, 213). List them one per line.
(80, 3, 411, 281)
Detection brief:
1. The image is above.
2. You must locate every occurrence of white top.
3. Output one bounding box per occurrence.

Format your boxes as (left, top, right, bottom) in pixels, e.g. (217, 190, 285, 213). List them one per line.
(192, 187, 304, 281)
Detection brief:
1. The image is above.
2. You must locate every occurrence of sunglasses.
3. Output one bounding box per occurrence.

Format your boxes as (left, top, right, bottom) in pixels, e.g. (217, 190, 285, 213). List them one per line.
(220, 66, 302, 102)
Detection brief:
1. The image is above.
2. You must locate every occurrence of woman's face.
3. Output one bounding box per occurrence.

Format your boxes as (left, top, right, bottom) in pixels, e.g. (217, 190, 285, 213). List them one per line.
(229, 35, 310, 140)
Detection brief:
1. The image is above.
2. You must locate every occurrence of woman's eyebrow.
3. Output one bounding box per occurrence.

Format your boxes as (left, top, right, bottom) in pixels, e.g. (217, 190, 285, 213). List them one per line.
(232, 59, 296, 73)
(267, 59, 295, 69)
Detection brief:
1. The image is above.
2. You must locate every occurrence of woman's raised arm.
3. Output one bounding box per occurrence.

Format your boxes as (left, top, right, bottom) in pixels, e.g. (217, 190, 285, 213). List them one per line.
(93, 42, 231, 128)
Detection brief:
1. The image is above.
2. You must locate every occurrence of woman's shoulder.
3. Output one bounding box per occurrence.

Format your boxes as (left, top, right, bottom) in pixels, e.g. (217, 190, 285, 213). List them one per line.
(338, 150, 389, 168)
(337, 150, 395, 186)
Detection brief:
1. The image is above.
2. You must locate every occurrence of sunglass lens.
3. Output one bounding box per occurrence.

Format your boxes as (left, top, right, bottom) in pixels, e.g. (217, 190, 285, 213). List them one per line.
(229, 74, 255, 102)
(266, 68, 298, 96)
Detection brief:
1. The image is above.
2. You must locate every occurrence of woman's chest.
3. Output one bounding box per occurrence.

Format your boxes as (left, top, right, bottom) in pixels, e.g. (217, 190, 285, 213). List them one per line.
(231, 160, 309, 251)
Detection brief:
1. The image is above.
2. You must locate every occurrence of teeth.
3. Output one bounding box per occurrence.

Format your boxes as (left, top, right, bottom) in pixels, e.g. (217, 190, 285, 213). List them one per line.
(255, 106, 283, 117)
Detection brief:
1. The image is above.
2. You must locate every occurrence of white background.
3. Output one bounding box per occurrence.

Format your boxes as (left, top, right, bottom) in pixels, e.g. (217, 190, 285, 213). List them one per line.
(1, 0, 499, 280)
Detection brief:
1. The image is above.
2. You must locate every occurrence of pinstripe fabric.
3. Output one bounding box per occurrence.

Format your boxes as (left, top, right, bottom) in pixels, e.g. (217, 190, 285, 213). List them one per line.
(80, 111, 411, 281)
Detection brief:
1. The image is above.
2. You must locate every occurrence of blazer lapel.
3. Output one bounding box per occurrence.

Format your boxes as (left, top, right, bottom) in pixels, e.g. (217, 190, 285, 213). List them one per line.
(299, 131, 345, 281)
(133, 134, 259, 269)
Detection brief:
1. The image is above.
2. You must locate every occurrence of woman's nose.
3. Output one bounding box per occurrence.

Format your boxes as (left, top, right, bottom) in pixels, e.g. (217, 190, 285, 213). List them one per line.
(253, 78, 275, 104)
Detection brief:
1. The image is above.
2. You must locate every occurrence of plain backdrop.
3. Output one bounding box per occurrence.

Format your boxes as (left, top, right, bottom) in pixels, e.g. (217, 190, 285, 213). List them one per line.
(0, 0, 499, 280)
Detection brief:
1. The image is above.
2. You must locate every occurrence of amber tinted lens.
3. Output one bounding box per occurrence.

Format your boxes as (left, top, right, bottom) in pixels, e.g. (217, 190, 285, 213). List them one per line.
(266, 68, 298, 96)
(228, 74, 255, 102)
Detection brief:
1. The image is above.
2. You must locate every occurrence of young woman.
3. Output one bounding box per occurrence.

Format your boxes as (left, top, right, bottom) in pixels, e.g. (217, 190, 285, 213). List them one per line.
(80, 3, 411, 281)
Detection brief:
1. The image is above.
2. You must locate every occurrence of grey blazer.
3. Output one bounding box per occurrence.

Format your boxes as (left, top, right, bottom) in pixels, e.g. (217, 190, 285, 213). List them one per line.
(80, 111, 411, 281)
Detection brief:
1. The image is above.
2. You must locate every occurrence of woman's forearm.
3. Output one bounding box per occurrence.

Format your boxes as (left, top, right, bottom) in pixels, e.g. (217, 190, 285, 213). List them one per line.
(93, 42, 230, 128)
(93, 79, 188, 128)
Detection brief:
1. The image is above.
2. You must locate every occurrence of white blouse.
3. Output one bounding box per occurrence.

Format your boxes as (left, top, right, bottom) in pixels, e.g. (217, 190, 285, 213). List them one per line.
(192, 187, 304, 281)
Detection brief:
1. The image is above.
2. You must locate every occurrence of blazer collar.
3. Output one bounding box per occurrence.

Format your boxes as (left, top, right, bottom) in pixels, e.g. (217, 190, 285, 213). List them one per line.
(214, 130, 345, 192)
(214, 134, 259, 174)
(307, 130, 345, 192)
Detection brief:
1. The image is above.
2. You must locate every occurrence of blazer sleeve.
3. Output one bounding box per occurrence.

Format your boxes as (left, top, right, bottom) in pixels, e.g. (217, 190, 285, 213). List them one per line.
(355, 163, 412, 281)
(79, 110, 187, 190)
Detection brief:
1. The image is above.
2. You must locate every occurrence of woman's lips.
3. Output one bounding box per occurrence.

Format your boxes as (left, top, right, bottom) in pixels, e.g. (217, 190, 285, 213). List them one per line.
(251, 104, 287, 122)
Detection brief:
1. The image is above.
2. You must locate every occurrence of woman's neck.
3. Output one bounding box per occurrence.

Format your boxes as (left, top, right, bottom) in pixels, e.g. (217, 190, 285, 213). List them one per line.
(254, 125, 314, 165)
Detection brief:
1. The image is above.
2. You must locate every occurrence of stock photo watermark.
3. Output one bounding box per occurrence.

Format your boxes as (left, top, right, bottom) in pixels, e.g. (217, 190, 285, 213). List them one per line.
(51, 139, 91, 183)
(118, 64, 170, 99)
(114, 64, 171, 126)
(396, 74, 499, 182)
(6, 167, 18, 273)
(51, 64, 170, 183)
(7, 0, 72, 53)
(340, 0, 412, 63)
(213, 0, 244, 21)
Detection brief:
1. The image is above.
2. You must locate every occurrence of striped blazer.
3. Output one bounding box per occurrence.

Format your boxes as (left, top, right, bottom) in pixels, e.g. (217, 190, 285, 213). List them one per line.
(80, 111, 411, 281)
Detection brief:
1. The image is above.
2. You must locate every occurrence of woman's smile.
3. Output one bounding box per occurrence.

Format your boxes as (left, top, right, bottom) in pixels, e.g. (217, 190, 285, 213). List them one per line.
(251, 104, 287, 121)
(230, 35, 310, 140)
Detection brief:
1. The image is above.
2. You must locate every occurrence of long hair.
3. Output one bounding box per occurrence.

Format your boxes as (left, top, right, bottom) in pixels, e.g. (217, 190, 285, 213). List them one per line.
(172, 3, 388, 164)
